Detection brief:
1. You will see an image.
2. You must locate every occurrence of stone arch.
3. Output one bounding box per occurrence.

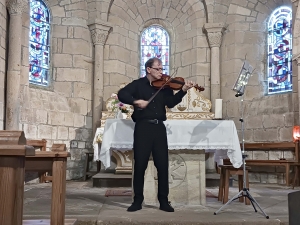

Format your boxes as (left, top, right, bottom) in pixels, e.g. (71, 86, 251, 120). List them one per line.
(292, 1, 300, 56)
(220, 0, 293, 100)
(103, 0, 211, 100)
(139, 19, 173, 76)
(106, 0, 208, 24)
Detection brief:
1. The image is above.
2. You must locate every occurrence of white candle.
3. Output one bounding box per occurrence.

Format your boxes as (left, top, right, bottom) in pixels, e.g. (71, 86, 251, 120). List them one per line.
(215, 99, 223, 119)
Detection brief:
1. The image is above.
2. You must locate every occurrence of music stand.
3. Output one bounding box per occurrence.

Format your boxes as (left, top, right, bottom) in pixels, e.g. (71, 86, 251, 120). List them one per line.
(213, 60, 269, 219)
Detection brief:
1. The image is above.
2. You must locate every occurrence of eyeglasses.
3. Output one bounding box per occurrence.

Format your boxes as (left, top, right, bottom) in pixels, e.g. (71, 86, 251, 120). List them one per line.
(151, 67, 165, 72)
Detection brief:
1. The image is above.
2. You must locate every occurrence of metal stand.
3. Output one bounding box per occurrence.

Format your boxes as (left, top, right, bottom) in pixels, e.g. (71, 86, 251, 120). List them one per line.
(214, 60, 269, 218)
(214, 94, 269, 218)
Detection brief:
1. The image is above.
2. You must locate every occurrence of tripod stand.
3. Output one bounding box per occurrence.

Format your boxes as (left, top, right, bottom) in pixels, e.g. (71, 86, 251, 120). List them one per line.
(214, 94, 269, 218)
(214, 60, 269, 218)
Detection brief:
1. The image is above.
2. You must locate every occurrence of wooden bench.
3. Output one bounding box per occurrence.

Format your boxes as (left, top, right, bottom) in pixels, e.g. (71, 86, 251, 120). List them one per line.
(218, 165, 251, 205)
(224, 141, 300, 186)
(26, 139, 48, 182)
(0, 131, 75, 225)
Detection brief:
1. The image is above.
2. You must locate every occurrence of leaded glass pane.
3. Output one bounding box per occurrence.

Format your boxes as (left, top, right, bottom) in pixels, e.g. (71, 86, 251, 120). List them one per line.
(267, 6, 292, 94)
(29, 0, 50, 86)
(140, 25, 169, 77)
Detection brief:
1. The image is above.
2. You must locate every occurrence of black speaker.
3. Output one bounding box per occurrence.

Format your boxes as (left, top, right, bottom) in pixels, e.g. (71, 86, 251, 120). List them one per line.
(288, 190, 300, 225)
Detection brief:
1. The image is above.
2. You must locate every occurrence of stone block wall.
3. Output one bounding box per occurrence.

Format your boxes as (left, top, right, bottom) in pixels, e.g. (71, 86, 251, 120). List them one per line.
(216, 0, 295, 183)
(103, 0, 211, 101)
(0, 0, 298, 183)
(19, 0, 94, 180)
(218, 0, 294, 139)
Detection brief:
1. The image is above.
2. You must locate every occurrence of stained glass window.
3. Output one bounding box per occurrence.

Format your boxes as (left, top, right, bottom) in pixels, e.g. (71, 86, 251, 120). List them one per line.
(267, 6, 292, 94)
(29, 0, 50, 86)
(140, 25, 169, 77)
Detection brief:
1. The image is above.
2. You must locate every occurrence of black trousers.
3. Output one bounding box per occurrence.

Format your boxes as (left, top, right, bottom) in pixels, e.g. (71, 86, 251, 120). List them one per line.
(133, 120, 169, 204)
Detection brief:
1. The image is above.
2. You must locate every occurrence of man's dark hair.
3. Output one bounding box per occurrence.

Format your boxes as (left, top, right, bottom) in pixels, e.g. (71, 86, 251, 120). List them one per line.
(145, 57, 162, 74)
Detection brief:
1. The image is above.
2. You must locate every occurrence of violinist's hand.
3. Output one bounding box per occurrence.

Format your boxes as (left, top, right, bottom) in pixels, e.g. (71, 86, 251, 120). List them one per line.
(133, 100, 149, 109)
(182, 80, 195, 92)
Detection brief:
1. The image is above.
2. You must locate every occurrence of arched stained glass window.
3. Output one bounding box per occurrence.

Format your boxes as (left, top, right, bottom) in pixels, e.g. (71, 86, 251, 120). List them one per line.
(29, 0, 50, 86)
(267, 6, 292, 94)
(140, 25, 169, 77)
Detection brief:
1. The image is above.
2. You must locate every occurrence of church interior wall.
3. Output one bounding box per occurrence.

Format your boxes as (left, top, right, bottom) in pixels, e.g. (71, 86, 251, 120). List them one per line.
(219, 0, 296, 184)
(103, 0, 211, 102)
(18, 0, 94, 180)
(1, 0, 298, 183)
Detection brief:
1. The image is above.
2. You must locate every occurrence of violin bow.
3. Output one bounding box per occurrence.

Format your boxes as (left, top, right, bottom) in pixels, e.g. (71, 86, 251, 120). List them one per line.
(147, 68, 179, 103)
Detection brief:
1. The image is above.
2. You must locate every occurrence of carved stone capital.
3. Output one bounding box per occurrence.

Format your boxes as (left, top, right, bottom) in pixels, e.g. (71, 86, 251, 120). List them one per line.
(291, 0, 299, 7)
(6, 0, 28, 15)
(203, 23, 226, 48)
(293, 53, 300, 65)
(87, 19, 112, 45)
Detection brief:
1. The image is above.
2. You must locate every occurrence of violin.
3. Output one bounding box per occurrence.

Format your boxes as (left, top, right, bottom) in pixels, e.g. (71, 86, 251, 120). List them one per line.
(151, 74, 205, 92)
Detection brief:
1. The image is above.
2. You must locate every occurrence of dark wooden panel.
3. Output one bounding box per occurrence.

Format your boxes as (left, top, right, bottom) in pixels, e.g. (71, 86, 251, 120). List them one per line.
(25, 159, 53, 172)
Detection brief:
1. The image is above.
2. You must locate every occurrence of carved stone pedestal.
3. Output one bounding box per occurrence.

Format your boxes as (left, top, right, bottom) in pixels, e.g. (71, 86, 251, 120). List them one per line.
(143, 150, 206, 206)
(112, 150, 133, 174)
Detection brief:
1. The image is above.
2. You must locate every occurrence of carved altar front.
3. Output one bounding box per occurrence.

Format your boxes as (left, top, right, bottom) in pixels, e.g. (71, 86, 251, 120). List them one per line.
(97, 84, 215, 174)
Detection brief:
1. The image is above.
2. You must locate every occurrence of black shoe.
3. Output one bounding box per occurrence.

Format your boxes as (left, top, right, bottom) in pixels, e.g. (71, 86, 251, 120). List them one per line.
(127, 202, 142, 212)
(159, 201, 174, 212)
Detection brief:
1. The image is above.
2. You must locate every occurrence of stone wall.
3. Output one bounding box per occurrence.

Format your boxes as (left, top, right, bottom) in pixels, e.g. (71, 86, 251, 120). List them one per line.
(217, 0, 294, 142)
(1, 0, 298, 183)
(103, 0, 211, 101)
(19, 0, 94, 180)
(0, 0, 7, 129)
(217, 0, 295, 184)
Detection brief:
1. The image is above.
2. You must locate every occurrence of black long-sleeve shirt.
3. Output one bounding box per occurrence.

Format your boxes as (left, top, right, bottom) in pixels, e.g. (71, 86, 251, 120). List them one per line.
(117, 76, 187, 122)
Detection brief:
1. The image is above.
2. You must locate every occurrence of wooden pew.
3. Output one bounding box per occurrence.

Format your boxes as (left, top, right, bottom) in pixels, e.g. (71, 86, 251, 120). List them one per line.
(26, 139, 48, 182)
(24, 147, 70, 225)
(224, 141, 300, 186)
(0, 131, 75, 225)
(0, 131, 35, 225)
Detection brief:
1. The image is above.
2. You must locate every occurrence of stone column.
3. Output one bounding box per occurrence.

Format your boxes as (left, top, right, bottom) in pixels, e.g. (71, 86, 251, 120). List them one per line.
(292, 55, 300, 124)
(203, 23, 226, 173)
(203, 23, 226, 113)
(5, 0, 27, 130)
(291, 0, 299, 7)
(88, 19, 112, 135)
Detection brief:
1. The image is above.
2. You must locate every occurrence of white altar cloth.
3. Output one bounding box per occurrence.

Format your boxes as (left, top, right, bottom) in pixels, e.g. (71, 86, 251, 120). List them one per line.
(93, 119, 242, 169)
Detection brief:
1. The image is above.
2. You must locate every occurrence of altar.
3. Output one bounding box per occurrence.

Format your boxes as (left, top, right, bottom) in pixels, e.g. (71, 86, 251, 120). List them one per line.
(93, 118, 242, 205)
(93, 85, 242, 206)
(94, 119, 242, 169)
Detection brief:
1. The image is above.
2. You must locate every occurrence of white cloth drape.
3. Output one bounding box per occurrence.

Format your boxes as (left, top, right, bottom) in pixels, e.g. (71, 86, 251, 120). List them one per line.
(93, 119, 242, 169)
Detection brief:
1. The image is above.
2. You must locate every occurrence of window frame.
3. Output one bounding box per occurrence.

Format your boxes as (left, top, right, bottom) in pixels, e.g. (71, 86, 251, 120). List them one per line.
(140, 24, 170, 78)
(28, 0, 53, 89)
(267, 6, 293, 95)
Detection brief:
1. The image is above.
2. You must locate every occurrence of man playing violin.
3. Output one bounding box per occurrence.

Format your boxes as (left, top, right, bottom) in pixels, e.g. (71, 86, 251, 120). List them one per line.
(117, 57, 195, 212)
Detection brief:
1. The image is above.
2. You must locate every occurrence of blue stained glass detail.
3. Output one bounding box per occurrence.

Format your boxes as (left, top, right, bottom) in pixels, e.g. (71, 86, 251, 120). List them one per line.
(29, 0, 50, 86)
(267, 6, 292, 94)
(140, 25, 169, 77)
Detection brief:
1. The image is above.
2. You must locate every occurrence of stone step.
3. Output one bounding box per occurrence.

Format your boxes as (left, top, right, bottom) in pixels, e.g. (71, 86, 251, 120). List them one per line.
(92, 172, 225, 188)
(206, 172, 235, 187)
(92, 172, 132, 187)
(23, 219, 77, 225)
(206, 172, 221, 187)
